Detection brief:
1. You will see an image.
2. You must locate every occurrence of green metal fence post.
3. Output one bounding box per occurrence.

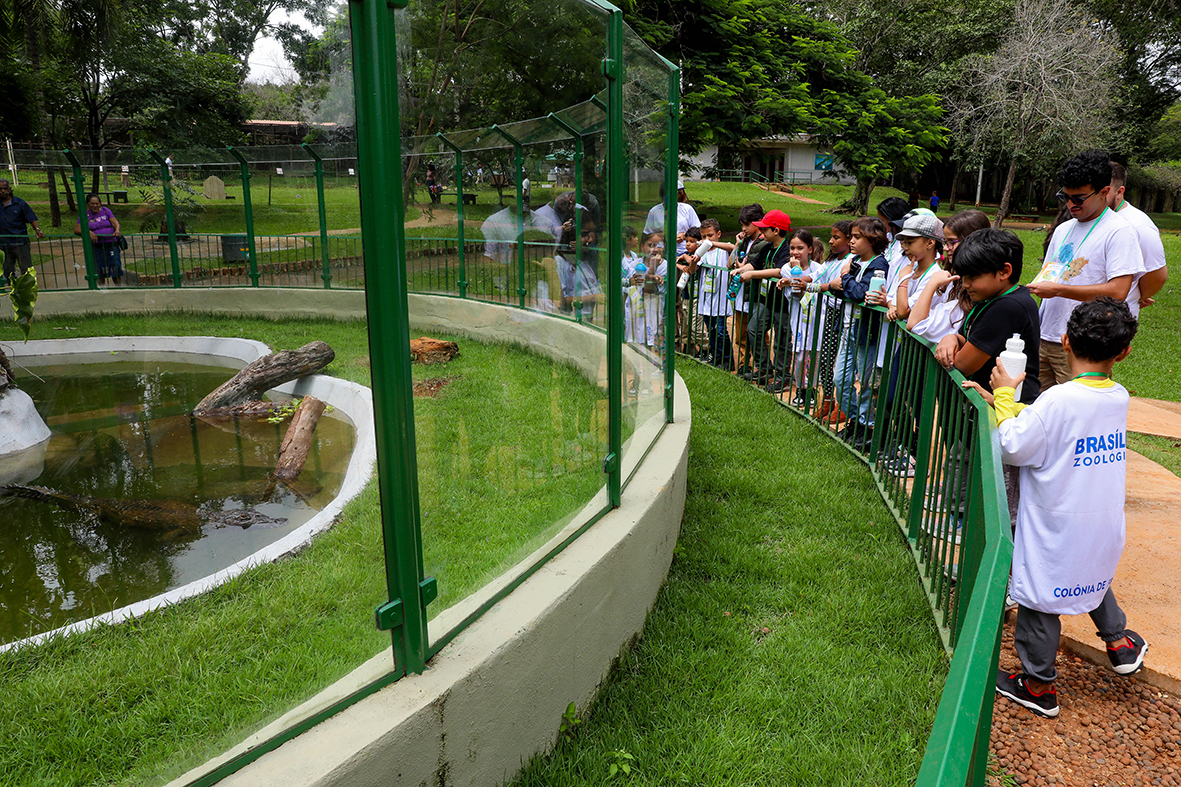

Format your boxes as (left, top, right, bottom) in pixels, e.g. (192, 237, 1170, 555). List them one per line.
(604, 8, 624, 508)
(348, 0, 431, 677)
(63, 150, 98, 290)
(662, 60, 680, 423)
(301, 143, 333, 289)
(227, 147, 261, 287)
(436, 133, 467, 298)
(147, 150, 182, 288)
(489, 125, 527, 309)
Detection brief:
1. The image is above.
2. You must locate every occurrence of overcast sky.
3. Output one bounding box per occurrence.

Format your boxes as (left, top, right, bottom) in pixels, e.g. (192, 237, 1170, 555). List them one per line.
(247, 10, 318, 84)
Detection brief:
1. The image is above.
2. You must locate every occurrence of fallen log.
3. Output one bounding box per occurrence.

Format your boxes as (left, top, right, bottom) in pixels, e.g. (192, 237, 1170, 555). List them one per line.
(193, 341, 334, 415)
(410, 337, 459, 364)
(272, 396, 327, 482)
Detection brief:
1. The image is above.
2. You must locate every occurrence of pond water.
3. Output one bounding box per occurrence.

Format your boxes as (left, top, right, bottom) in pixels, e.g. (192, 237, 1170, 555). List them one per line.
(0, 360, 355, 645)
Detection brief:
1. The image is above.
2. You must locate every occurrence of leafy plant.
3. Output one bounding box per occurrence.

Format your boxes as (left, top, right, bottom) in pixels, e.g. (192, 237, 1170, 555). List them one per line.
(558, 701, 581, 741)
(605, 749, 635, 780)
(4, 268, 38, 341)
(265, 398, 303, 424)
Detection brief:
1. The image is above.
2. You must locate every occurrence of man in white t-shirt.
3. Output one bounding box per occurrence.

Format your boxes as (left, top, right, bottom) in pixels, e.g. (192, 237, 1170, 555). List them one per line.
(1106, 162, 1168, 316)
(643, 180, 700, 257)
(1028, 150, 1144, 391)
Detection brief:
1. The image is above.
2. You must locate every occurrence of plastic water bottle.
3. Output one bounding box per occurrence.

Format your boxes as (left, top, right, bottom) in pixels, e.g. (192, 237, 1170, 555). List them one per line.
(997, 333, 1027, 401)
(634, 261, 647, 277)
(867, 272, 886, 304)
(790, 265, 804, 279)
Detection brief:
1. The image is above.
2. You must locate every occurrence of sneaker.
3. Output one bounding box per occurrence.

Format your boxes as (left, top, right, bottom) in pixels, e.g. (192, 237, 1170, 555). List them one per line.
(996, 670, 1059, 718)
(883, 451, 916, 478)
(1106, 631, 1148, 675)
(766, 379, 790, 394)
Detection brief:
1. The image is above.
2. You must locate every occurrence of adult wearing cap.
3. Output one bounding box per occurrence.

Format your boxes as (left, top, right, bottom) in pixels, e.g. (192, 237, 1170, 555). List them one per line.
(736, 208, 793, 390)
(644, 180, 700, 257)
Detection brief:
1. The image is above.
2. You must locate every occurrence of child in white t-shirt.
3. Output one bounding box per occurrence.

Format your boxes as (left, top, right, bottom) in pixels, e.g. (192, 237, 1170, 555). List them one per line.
(975, 297, 1147, 719)
(622, 226, 644, 344)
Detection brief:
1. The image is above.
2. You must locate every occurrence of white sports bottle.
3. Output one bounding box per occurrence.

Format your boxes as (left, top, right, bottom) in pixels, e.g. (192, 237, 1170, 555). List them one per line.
(997, 333, 1026, 401)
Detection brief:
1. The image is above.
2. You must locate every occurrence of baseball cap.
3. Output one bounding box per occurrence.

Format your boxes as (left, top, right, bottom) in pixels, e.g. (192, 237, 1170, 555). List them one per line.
(890, 207, 936, 228)
(897, 211, 945, 241)
(752, 209, 792, 231)
(677, 180, 685, 190)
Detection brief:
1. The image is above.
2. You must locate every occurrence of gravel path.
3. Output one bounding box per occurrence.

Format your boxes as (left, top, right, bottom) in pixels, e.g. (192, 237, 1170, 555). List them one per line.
(991, 626, 1181, 786)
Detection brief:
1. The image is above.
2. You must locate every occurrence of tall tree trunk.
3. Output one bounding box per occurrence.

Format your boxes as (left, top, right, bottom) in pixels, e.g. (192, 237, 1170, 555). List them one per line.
(59, 170, 75, 212)
(994, 159, 1019, 228)
(948, 163, 960, 213)
(47, 167, 62, 227)
(848, 176, 875, 215)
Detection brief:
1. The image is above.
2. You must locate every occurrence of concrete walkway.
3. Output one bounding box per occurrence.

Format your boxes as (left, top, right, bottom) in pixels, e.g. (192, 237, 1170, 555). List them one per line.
(1058, 397, 1181, 694)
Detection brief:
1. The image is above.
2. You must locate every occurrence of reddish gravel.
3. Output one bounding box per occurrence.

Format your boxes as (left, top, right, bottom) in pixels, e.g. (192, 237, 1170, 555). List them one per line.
(990, 626, 1181, 786)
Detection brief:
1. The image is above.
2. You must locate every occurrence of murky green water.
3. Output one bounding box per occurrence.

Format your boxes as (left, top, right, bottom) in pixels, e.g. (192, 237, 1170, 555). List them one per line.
(0, 360, 355, 645)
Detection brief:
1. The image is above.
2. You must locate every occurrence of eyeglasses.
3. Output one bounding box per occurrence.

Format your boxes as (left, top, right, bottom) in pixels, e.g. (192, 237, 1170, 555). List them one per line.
(944, 238, 961, 248)
(1056, 189, 1097, 206)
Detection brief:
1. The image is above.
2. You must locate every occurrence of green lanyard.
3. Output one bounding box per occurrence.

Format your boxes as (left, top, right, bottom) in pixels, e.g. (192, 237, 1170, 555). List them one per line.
(761, 238, 787, 297)
(1055, 207, 1109, 262)
(909, 259, 938, 293)
(962, 284, 1019, 336)
(1071, 372, 1109, 382)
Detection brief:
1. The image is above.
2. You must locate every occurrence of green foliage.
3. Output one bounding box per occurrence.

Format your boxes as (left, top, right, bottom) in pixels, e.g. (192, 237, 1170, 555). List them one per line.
(606, 749, 635, 780)
(559, 701, 582, 740)
(1148, 102, 1181, 163)
(4, 268, 38, 341)
(265, 398, 303, 424)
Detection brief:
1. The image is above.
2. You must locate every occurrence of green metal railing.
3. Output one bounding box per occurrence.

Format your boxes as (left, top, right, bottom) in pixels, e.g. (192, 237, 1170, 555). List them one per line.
(715, 168, 769, 183)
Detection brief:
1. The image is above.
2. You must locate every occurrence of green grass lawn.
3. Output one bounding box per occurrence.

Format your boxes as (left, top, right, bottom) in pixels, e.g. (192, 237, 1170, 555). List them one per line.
(512, 360, 948, 786)
(0, 313, 613, 787)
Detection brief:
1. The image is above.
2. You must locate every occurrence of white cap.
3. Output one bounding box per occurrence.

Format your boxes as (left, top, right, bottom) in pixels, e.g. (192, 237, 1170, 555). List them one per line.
(677, 180, 685, 190)
(1006, 333, 1024, 352)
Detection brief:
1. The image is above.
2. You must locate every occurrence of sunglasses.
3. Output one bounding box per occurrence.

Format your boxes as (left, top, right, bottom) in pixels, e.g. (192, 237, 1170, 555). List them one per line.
(1056, 189, 1097, 206)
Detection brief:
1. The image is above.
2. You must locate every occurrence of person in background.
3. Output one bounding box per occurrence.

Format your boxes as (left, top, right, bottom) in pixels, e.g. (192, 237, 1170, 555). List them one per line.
(693, 219, 733, 369)
(1107, 162, 1168, 315)
(1029, 150, 1143, 390)
(728, 204, 769, 377)
(929, 190, 940, 213)
(644, 180, 700, 258)
(74, 193, 124, 286)
(0, 179, 45, 286)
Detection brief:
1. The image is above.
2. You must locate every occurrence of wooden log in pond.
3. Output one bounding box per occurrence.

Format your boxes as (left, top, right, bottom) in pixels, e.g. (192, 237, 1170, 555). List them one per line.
(193, 341, 335, 415)
(272, 396, 327, 482)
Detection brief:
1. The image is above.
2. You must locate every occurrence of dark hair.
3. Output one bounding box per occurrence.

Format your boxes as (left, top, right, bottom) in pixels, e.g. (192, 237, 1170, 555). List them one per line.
(624, 225, 638, 242)
(790, 228, 815, 247)
(700, 218, 721, 233)
(943, 209, 990, 240)
(875, 197, 910, 224)
(684, 226, 702, 241)
(1110, 161, 1128, 188)
(1058, 150, 1113, 191)
(950, 228, 1024, 282)
(738, 203, 765, 225)
(811, 237, 825, 262)
(1066, 296, 1138, 362)
(831, 219, 853, 238)
(852, 216, 888, 255)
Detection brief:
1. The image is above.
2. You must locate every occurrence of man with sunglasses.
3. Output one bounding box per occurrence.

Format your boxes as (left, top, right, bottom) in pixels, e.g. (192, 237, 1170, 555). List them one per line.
(1028, 150, 1143, 391)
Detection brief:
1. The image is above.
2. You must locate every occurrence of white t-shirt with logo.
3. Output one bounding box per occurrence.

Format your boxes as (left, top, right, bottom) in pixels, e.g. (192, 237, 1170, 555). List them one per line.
(1116, 203, 1167, 317)
(644, 202, 701, 257)
(696, 247, 733, 317)
(998, 380, 1130, 615)
(1039, 210, 1144, 342)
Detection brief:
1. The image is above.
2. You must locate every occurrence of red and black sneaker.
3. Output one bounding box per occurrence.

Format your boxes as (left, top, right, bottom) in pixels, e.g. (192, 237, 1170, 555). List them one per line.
(1106, 631, 1148, 675)
(996, 669, 1059, 718)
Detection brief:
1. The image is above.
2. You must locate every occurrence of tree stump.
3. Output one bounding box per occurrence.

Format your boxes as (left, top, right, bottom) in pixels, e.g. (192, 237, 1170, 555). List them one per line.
(272, 396, 327, 482)
(410, 337, 459, 364)
(193, 341, 335, 416)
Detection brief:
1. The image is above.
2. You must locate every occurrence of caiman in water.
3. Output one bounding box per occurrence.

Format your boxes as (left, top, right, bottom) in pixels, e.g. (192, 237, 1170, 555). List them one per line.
(1, 484, 287, 537)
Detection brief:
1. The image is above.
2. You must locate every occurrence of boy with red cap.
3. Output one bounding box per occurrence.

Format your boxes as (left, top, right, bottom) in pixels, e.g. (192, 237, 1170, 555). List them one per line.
(734, 209, 793, 390)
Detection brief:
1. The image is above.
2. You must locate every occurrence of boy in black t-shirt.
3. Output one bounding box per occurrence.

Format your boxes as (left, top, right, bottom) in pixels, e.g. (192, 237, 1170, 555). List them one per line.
(934, 229, 1041, 403)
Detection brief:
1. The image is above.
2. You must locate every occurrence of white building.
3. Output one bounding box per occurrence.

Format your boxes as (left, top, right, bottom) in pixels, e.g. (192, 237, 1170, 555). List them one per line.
(685, 135, 855, 185)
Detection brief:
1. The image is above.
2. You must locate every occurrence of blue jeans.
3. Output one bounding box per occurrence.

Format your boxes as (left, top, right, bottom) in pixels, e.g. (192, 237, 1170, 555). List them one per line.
(832, 325, 877, 428)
